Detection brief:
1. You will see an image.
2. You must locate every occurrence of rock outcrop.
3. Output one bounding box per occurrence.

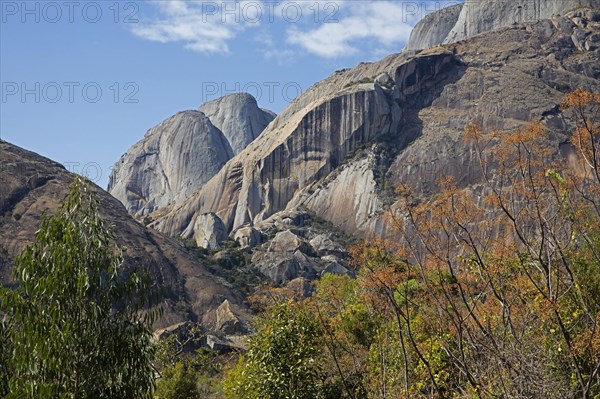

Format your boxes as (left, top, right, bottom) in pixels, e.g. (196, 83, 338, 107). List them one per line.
(150, 5, 599, 241)
(406, 0, 600, 51)
(199, 93, 276, 155)
(108, 111, 233, 217)
(232, 226, 265, 249)
(152, 79, 402, 237)
(215, 299, 244, 335)
(182, 212, 228, 249)
(153, 321, 248, 353)
(309, 234, 348, 258)
(267, 230, 311, 254)
(444, 0, 600, 45)
(288, 157, 385, 236)
(151, 51, 460, 238)
(404, 3, 463, 51)
(108, 94, 275, 218)
(0, 141, 246, 329)
(322, 262, 354, 278)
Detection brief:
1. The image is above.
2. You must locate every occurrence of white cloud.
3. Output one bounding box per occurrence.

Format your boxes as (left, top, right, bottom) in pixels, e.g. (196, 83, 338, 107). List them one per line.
(128, 0, 459, 58)
(286, 1, 420, 58)
(254, 31, 297, 64)
(130, 1, 254, 54)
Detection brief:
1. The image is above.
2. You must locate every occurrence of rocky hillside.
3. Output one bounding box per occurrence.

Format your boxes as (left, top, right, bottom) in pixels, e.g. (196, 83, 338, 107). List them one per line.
(405, 0, 600, 51)
(4, 0, 599, 344)
(0, 140, 247, 330)
(108, 93, 274, 217)
(148, 2, 599, 242)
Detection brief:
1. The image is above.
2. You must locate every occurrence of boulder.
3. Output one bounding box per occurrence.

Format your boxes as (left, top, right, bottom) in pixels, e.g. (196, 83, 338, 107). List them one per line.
(375, 72, 395, 88)
(216, 299, 243, 335)
(572, 27, 590, 50)
(285, 277, 314, 298)
(268, 230, 310, 254)
(322, 262, 355, 278)
(206, 335, 248, 352)
(153, 321, 204, 353)
(184, 212, 227, 249)
(309, 234, 348, 258)
(233, 226, 265, 248)
(321, 255, 341, 263)
(251, 250, 318, 286)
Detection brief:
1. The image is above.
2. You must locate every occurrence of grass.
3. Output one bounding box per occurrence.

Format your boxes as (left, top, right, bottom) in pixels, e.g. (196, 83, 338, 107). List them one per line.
(344, 76, 375, 88)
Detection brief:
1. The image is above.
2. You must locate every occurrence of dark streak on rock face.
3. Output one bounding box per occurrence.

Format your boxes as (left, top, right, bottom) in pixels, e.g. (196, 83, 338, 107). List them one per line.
(118, 2, 600, 243)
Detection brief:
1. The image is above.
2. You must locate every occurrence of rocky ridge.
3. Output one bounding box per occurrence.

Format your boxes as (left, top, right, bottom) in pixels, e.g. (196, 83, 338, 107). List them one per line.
(405, 0, 600, 51)
(150, 3, 599, 242)
(0, 140, 247, 330)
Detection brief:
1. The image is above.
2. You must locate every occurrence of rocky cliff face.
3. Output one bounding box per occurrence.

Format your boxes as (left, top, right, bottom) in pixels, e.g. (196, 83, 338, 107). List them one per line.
(198, 93, 276, 155)
(108, 94, 274, 218)
(444, 0, 600, 44)
(404, 3, 463, 51)
(0, 141, 246, 330)
(405, 0, 600, 51)
(151, 79, 403, 237)
(151, 4, 599, 241)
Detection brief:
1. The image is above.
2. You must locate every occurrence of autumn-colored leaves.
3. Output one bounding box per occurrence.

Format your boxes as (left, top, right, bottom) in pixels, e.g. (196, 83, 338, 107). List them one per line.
(352, 90, 600, 397)
(227, 91, 600, 399)
(374, 90, 600, 398)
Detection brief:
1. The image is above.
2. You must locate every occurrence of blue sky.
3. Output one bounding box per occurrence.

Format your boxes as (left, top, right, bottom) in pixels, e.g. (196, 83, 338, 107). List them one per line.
(1, 0, 461, 188)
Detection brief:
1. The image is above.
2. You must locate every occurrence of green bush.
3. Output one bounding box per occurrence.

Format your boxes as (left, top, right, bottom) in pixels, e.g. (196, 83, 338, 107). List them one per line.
(224, 302, 324, 399)
(155, 361, 199, 399)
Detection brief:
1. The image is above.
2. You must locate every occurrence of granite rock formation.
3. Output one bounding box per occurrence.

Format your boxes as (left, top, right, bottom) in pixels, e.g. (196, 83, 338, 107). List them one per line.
(108, 94, 275, 218)
(405, 0, 600, 51)
(108, 111, 233, 217)
(404, 3, 463, 51)
(199, 93, 276, 155)
(182, 212, 228, 250)
(444, 0, 600, 44)
(108, 1, 599, 246)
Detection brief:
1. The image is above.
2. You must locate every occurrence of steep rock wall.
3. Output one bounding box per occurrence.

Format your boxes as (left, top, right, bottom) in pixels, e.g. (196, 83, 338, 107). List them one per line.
(198, 93, 275, 155)
(108, 111, 233, 217)
(405, 3, 463, 51)
(444, 0, 600, 44)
